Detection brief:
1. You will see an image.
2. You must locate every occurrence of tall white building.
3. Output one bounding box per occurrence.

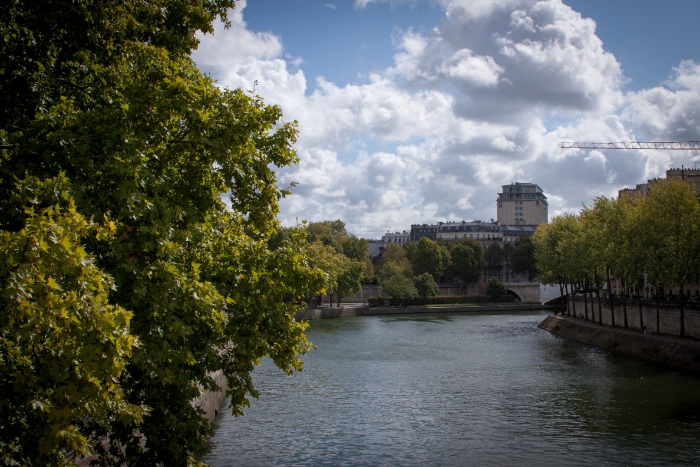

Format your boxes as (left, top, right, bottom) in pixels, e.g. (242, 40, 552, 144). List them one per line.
(496, 182, 548, 226)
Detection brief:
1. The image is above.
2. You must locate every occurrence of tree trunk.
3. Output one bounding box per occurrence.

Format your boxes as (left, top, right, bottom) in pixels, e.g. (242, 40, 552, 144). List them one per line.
(571, 282, 577, 317)
(680, 283, 686, 337)
(564, 280, 570, 315)
(607, 268, 615, 327)
(559, 282, 564, 312)
(656, 285, 660, 334)
(583, 280, 589, 321)
(637, 286, 644, 333)
(621, 278, 629, 329)
(595, 268, 602, 324)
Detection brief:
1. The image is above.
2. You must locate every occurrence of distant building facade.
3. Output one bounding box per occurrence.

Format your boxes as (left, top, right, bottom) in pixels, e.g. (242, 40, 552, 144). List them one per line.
(496, 182, 548, 226)
(435, 221, 502, 251)
(501, 225, 537, 243)
(381, 231, 410, 244)
(410, 224, 438, 242)
(619, 167, 700, 198)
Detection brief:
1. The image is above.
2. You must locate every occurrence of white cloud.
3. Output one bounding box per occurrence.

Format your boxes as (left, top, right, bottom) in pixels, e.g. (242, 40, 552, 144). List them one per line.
(622, 60, 700, 141)
(193, 1, 699, 235)
(326, 3, 337, 10)
(438, 49, 504, 87)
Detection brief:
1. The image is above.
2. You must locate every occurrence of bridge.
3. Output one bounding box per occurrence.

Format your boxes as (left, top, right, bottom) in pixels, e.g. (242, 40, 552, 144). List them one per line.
(502, 283, 542, 302)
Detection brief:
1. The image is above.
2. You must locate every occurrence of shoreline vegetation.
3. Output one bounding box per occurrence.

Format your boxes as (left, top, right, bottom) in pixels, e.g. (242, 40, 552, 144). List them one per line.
(533, 178, 700, 338)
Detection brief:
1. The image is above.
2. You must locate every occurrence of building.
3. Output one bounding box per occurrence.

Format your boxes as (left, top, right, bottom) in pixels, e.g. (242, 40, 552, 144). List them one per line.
(367, 240, 383, 258)
(496, 182, 548, 226)
(435, 220, 502, 251)
(410, 224, 438, 242)
(620, 167, 700, 197)
(501, 224, 537, 244)
(381, 231, 410, 244)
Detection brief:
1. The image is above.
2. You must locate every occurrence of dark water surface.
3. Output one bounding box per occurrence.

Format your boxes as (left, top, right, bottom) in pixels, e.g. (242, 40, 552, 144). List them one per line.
(202, 311, 700, 466)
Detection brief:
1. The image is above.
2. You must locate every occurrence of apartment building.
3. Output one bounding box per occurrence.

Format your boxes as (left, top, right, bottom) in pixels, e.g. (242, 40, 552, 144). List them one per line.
(496, 182, 548, 226)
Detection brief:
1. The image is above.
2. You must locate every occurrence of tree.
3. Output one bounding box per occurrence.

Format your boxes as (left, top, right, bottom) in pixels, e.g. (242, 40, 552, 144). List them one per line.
(486, 278, 508, 302)
(511, 237, 537, 280)
(1, 2, 326, 465)
(0, 180, 143, 466)
(381, 275, 419, 300)
(338, 235, 369, 262)
(306, 241, 344, 300)
(447, 240, 484, 291)
(403, 241, 417, 263)
(414, 272, 439, 300)
(377, 244, 413, 281)
(411, 237, 450, 281)
(484, 242, 504, 279)
(642, 179, 700, 336)
(336, 259, 365, 306)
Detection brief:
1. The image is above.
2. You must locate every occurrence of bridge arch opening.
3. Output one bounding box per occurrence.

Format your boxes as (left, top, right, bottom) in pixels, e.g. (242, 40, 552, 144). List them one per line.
(506, 290, 522, 301)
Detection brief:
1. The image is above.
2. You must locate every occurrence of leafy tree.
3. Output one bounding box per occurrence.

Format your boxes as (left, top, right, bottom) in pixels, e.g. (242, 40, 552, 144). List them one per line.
(1, 2, 326, 465)
(377, 244, 413, 280)
(486, 278, 508, 302)
(447, 240, 484, 291)
(381, 274, 419, 300)
(306, 241, 343, 298)
(411, 237, 450, 280)
(403, 241, 417, 262)
(642, 179, 700, 336)
(414, 272, 439, 299)
(512, 237, 537, 280)
(338, 235, 369, 262)
(484, 242, 503, 280)
(0, 179, 143, 466)
(335, 259, 365, 306)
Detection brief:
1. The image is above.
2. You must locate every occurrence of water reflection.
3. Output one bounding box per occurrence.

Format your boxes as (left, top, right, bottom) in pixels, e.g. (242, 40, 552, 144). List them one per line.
(202, 311, 700, 467)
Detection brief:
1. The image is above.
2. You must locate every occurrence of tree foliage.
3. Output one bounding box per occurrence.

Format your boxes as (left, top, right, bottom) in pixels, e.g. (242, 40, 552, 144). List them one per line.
(1, 2, 327, 465)
(412, 237, 450, 280)
(533, 179, 700, 333)
(485, 278, 508, 301)
(446, 240, 484, 285)
(511, 237, 537, 278)
(414, 272, 439, 299)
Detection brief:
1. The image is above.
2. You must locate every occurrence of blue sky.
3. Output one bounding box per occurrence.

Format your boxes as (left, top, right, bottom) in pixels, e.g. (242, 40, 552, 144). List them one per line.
(242, 0, 700, 92)
(194, 0, 700, 236)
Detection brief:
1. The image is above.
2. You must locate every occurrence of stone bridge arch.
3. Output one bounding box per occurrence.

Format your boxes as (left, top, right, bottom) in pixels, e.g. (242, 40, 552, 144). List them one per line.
(502, 283, 540, 302)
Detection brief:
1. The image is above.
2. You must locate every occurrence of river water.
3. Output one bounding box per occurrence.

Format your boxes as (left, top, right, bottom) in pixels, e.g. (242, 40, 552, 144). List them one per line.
(201, 311, 700, 466)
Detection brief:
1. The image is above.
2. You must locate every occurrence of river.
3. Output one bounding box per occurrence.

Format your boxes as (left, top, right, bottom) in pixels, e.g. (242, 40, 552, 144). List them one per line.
(201, 311, 700, 466)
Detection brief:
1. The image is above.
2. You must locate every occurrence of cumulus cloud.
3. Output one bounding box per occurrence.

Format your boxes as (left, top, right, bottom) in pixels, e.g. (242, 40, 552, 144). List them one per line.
(622, 60, 700, 141)
(193, 0, 699, 235)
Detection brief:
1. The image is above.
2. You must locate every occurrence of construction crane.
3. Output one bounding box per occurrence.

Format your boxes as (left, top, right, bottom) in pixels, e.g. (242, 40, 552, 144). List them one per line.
(561, 141, 700, 150)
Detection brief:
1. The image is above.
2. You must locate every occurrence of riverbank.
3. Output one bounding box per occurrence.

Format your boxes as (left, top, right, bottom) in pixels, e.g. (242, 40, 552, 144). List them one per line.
(539, 314, 700, 373)
(295, 302, 558, 320)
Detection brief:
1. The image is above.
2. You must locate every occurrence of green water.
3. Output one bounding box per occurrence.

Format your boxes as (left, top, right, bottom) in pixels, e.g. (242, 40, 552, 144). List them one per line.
(202, 311, 700, 466)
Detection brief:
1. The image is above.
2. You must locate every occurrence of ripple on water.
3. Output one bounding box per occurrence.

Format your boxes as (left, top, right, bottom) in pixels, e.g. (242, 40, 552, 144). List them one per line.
(201, 311, 700, 467)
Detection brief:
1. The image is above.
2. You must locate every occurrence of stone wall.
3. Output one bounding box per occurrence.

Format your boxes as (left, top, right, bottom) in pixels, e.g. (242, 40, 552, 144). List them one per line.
(539, 315, 700, 373)
(193, 370, 227, 423)
(566, 297, 700, 339)
(346, 283, 540, 302)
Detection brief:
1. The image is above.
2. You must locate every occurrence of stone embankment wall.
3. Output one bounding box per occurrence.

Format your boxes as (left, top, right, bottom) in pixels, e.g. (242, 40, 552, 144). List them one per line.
(539, 315, 700, 373)
(566, 297, 700, 339)
(294, 303, 556, 320)
(347, 283, 541, 302)
(193, 370, 227, 423)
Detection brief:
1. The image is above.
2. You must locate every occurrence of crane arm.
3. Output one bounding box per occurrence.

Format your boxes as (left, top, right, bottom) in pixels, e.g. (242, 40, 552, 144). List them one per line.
(561, 141, 699, 150)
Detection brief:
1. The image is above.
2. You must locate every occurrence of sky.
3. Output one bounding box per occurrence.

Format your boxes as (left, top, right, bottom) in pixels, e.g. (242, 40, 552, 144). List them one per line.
(192, 0, 700, 238)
